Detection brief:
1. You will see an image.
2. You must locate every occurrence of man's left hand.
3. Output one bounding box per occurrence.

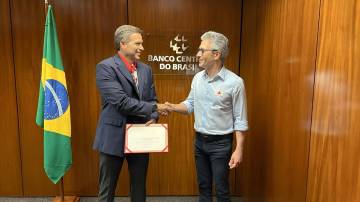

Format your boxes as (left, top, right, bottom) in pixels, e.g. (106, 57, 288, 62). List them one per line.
(145, 119, 156, 126)
(228, 149, 242, 169)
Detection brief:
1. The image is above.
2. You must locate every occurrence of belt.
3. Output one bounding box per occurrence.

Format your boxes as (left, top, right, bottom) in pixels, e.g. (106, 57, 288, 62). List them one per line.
(196, 132, 233, 142)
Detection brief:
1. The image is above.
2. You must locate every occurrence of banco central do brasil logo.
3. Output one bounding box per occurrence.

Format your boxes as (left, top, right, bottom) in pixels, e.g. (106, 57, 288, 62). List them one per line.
(44, 79, 69, 120)
(170, 34, 189, 54)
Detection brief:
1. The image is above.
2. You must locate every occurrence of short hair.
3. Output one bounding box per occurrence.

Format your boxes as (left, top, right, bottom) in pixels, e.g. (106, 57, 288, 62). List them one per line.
(201, 31, 229, 62)
(114, 25, 143, 50)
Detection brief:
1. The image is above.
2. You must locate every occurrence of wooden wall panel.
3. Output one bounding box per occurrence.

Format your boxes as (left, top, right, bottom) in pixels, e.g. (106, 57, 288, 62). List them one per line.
(0, 0, 23, 196)
(239, 0, 320, 201)
(128, 0, 242, 195)
(307, 0, 360, 201)
(11, 0, 127, 196)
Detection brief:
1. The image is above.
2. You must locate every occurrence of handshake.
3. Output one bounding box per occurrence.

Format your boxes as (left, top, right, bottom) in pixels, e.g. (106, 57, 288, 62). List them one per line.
(155, 102, 177, 116)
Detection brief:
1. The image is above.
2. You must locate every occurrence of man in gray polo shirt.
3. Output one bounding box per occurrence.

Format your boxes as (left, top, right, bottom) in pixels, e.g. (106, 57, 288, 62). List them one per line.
(166, 31, 248, 202)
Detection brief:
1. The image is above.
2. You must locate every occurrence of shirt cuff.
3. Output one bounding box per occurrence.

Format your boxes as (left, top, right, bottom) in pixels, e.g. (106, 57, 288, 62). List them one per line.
(181, 101, 193, 113)
(150, 111, 159, 121)
(234, 120, 249, 131)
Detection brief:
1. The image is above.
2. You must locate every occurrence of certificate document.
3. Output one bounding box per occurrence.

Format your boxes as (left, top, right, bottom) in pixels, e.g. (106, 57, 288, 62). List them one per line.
(125, 124, 168, 153)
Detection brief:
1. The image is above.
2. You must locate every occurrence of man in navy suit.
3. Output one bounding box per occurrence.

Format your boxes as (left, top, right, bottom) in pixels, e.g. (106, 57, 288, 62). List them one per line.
(93, 25, 168, 202)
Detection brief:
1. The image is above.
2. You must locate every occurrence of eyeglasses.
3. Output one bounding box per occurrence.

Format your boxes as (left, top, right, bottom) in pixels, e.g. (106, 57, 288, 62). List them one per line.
(197, 48, 218, 55)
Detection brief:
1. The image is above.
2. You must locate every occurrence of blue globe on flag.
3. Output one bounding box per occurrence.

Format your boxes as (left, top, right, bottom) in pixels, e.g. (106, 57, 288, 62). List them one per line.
(44, 79, 69, 120)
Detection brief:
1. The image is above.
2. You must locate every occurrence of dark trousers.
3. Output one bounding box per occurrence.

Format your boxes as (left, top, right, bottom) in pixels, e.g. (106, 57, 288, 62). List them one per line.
(98, 152, 149, 202)
(195, 132, 233, 202)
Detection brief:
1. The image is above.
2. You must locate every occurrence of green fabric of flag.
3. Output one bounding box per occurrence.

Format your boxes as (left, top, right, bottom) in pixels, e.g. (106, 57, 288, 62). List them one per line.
(36, 5, 72, 184)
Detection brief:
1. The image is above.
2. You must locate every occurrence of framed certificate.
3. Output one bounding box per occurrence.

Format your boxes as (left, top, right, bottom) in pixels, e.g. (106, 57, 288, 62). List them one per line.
(125, 124, 168, 153)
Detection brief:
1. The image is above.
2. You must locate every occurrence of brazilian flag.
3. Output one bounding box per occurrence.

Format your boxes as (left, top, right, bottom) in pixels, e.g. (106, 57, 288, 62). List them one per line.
(36, 5, 72, 184)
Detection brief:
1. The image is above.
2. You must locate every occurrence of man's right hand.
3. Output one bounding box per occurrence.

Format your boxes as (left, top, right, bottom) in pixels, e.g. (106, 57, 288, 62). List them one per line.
(164, 102, 176, 111)
(156, 103, 171, 116)
(164, 102, 189, 114)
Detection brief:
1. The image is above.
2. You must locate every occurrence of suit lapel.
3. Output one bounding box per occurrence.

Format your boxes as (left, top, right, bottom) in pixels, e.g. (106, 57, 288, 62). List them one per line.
(113, 55, 140, 98)
(136, 64, 146, 99)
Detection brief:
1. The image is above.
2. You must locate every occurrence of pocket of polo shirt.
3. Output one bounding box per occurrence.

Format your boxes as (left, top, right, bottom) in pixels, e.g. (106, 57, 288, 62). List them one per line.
(211, 94, 232, 111)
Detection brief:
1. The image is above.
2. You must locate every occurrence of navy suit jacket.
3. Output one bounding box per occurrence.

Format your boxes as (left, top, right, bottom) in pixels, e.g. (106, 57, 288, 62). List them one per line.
(93, 55, 159, 157)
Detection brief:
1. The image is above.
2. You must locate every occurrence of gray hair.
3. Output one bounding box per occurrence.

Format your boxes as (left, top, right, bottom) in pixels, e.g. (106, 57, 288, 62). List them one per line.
(114, 25, 143, 50)
(201, 31, 229, 62)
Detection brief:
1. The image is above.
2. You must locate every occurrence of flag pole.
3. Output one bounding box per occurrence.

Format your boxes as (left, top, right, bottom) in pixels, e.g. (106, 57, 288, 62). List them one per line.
(60, 178, 65, 202)
(44, 1, 63, 202)
(53, 177, 79, 202)
(44, 0, 48, 16)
